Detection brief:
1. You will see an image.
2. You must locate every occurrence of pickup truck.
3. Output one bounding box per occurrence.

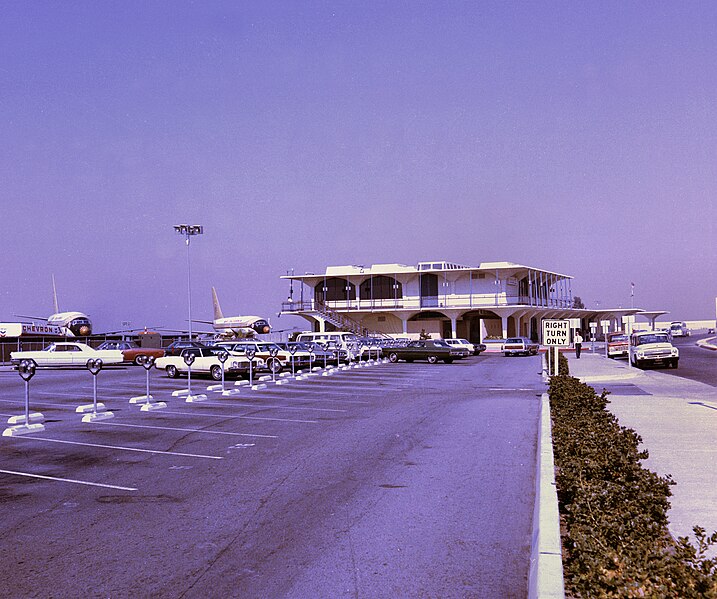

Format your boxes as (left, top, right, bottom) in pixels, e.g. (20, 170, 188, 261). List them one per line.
(385, 340, 464, 364)
(154, 347, 254, 380)
(629, 331, 679, 369)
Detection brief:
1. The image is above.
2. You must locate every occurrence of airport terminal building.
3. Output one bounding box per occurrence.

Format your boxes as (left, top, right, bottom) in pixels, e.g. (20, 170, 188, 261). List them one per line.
(279, 260, 647, 343)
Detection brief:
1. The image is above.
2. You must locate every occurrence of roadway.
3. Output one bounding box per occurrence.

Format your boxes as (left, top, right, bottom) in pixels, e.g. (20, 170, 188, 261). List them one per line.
(0, 355, 543, 598)
(666, 333, 717, 387)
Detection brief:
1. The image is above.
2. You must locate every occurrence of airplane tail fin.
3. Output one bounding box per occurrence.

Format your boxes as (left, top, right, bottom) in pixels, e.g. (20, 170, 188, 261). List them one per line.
(212, 287, 224, 321)
(52, 274, 60, 314)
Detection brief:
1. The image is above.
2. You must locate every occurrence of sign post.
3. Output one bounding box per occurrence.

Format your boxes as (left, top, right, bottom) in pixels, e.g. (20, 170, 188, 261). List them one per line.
(542, 319, 571, 376)
(600, 320, 611, 358)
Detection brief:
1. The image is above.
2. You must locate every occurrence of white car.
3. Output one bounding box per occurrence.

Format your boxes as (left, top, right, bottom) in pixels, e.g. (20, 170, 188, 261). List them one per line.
(629, 331, 679, 369)
(154, 347, 256, 380)
(10, 342, 124, 368)
(443, 338, 475, 356)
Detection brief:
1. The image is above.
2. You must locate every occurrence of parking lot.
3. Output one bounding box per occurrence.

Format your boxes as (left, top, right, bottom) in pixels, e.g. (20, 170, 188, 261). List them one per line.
(0, 355, 542, 598)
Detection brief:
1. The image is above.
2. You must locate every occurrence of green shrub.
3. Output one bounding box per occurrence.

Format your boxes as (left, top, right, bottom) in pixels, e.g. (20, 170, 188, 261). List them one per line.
(549, 374, 717, 597)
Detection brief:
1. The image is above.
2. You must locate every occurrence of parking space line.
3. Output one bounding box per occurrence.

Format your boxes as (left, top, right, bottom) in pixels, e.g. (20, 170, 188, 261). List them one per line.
(6, 436, 223, 459)
(92, 421, 278, 439)
(200, 400, 346, 413)
(0, 469, 138, 491)
(157, 410, 318, 423)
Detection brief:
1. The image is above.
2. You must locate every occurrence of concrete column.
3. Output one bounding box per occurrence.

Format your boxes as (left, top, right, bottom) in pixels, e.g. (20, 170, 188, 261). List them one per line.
(479, 319, 484, 343)
(450, 317, 457, 339)
(501, 315, 509, 338)
(401, 318, 408, 334)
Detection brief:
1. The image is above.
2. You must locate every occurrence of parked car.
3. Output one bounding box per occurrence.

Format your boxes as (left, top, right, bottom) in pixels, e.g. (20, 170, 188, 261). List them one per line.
(385, 340, 463, 364)
(10, 342, 124, 368)
(96, 340, 165, 365)
(443, 338, 474, 357)
(473, 342, 487, 355)
(164, 340, 209, 357)
(606, 332, 629, 359)
(629, 331, 679, 369)
(302, 341, 338, 364)
(295, 331, 361, 360)
(154, 347, 253, 380)
(502, 337, 540, 357)
(213, 341, 291, 374)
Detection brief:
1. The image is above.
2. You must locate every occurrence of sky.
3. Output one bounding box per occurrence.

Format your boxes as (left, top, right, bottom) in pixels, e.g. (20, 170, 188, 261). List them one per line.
(1, 1, 716, 335)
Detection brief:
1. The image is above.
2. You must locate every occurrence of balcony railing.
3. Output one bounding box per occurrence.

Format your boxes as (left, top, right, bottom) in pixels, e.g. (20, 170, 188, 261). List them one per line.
(281, 294, 572, 313)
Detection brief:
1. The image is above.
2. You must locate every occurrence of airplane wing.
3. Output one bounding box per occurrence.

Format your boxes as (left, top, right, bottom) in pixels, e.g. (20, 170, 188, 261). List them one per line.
(14, 314, 49, 322)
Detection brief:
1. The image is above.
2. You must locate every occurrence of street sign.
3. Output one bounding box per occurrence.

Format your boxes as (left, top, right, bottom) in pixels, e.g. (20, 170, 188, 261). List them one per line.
(542, 319, 571, 346)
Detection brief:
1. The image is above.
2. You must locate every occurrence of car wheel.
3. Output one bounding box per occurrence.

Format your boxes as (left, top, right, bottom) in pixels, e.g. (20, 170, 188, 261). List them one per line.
(427, 355, 438, 364)
(210, 365, 223, 381)
(504, 352, 510, 357)
(267, 358, 283, 374)
(671, 359, 679, 369)
(134, 355, 146, 366)
(443, 358, 453, 364)
(166, 365, 179, 378)
(388, 352, 399, 363)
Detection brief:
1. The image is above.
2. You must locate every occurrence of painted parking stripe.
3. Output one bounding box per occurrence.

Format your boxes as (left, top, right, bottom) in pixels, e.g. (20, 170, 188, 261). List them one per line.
(199, 400, 346, 413)
(92, 421, 278, 439)
(156, 410, 318, 423)
(6, 436, 223, 459)
(0, 469, 137, 491)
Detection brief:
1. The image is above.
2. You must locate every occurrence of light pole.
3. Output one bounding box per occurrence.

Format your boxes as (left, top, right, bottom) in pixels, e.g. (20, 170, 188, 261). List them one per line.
(174, 224, 204, 340)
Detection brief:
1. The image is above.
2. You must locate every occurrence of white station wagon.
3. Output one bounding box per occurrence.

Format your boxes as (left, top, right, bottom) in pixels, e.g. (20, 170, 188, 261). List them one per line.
(10, 342, 124, 368)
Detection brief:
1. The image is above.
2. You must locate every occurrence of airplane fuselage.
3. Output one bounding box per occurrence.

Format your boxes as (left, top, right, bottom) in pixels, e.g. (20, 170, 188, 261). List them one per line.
(214, 316, 270, 337)
(47, 312, 92, 336)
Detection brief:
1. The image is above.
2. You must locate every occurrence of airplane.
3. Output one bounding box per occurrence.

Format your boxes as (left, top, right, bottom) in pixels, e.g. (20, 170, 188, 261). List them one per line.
(192, 287, 271, 339)
(15, 275, 92, 337)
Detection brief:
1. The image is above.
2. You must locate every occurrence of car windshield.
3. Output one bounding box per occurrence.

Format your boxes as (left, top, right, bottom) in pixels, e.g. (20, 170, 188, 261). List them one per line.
(609, 335, 628, 342)
(635, 334, 670, 345)
(506, 338, 521, 343)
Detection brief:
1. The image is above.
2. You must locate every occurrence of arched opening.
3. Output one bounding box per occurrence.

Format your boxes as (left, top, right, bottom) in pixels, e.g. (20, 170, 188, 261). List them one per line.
(359, 276, 402, 301)
(314, 278, 356, 303)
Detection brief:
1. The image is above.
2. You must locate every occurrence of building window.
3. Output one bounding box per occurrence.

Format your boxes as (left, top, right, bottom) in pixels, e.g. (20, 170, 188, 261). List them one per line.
(359, 276, 402, 300)
(314, 278, 356, 302)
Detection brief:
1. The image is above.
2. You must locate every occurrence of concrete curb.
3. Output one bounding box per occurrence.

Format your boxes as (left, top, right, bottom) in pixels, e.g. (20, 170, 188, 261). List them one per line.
(528, 393, 565, 599)
(696, 337, 717, 351)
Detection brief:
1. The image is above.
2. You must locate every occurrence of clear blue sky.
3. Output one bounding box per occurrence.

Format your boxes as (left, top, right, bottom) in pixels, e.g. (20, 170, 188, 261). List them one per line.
(1, 1, 715, 333)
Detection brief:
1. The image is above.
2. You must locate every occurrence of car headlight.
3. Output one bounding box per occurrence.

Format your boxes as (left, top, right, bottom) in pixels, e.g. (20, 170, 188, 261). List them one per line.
(637, 351, 645, 358)
(671, 349, 678, 356)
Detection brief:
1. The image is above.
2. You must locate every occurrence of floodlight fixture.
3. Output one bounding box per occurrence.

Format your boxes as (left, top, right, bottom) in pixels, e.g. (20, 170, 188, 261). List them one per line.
(173, 223, 204, 340)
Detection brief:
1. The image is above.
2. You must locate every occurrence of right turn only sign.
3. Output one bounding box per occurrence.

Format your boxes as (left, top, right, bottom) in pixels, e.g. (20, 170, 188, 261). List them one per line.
(542, 319, 571, 346)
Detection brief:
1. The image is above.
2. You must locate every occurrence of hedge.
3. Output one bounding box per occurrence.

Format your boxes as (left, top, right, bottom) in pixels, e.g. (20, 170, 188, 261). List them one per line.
(549, 364, 717, 597)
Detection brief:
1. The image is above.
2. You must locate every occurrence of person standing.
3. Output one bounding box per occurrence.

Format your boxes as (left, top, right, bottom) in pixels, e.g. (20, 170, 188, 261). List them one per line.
(574, 330, 583, 358)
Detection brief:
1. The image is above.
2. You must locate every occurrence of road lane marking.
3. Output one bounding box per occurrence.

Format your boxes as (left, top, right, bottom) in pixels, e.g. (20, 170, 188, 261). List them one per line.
(92, 421, 278, 438)
(6, 436, 223, 459)
(0, 469, 137, 491)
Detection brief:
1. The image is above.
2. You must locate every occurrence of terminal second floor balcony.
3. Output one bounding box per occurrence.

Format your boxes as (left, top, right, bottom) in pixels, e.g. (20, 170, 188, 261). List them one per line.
(281, 293, 572, 314)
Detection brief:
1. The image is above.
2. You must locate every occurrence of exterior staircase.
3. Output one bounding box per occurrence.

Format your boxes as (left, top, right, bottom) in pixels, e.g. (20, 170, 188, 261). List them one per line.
(314, 301, 391, 339)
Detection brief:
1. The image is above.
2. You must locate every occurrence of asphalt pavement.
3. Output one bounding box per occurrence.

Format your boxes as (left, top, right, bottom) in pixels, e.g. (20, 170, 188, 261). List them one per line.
(0, 356, 544, 598)
(567, 350, 717, 553)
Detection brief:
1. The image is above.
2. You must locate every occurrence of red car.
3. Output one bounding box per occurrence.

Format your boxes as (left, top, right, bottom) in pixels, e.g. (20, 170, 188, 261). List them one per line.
(96, 341, 165, 365)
